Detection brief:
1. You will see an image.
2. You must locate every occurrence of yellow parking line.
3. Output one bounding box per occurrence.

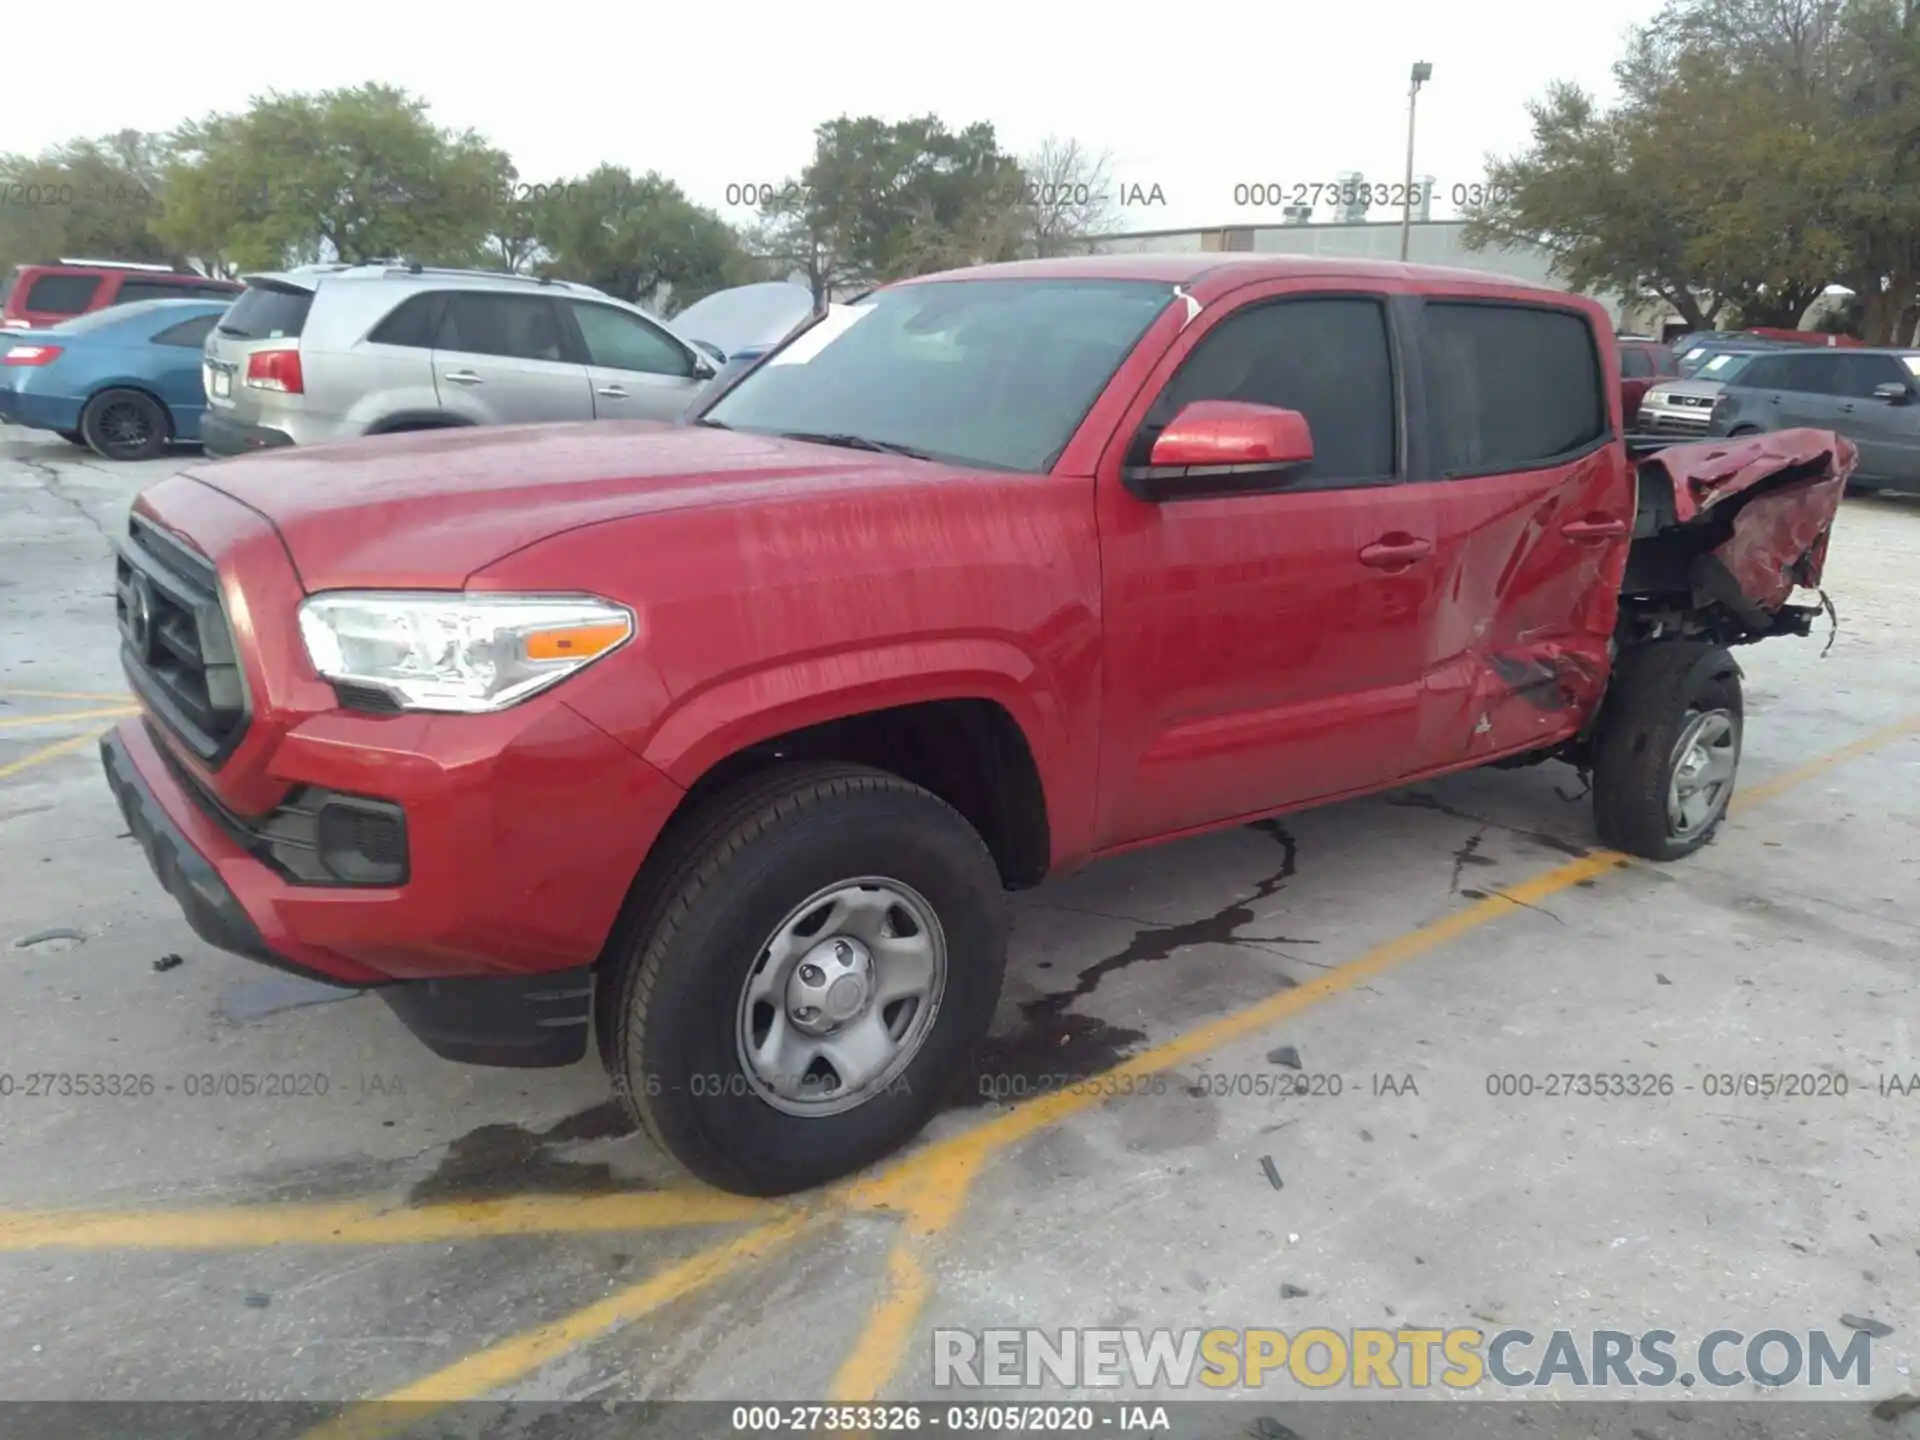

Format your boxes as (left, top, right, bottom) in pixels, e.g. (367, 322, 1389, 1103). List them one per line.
(0, 688, 131, 703)
(823, 711, 1920, 1403)
(300, 1211, 817, 1440)
(0, 706, 137, 729)
(0, 1191, 790, 1250)
(0, 726, 115, 783)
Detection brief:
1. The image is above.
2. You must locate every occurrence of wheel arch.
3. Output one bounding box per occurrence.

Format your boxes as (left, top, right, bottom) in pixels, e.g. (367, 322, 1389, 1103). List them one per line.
(365, 410, 472, 435)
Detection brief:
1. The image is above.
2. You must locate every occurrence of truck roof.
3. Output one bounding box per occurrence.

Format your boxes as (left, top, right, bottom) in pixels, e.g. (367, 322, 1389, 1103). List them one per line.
(898, 252, 1585, 305)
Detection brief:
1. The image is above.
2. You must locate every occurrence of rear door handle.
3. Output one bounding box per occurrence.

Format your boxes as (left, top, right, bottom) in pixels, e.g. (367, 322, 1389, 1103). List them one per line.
(596, 385, 629, 399)
(443, 369, 483, 385)
(1561, 516, 1629, 541)
(1357, 535, 1433, 569)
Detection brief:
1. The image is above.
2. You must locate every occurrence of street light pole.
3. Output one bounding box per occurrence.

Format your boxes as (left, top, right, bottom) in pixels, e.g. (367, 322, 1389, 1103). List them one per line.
(1401, 61, 1432, 263)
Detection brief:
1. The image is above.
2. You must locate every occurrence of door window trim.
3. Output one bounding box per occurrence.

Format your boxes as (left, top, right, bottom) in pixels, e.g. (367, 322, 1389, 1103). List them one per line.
(1414, 294, 1614, 481)
(1122, 287, 1408, 496)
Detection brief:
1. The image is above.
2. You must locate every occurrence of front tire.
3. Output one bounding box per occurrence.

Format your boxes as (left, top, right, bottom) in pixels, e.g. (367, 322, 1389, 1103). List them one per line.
(80, 388, 170, 462)
(1591, 642, 1743, 860)
(602, 762, 1008, 1195)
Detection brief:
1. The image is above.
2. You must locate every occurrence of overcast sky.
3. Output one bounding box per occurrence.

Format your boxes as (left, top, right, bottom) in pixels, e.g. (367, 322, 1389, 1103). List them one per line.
(16, 0, 1668, 233)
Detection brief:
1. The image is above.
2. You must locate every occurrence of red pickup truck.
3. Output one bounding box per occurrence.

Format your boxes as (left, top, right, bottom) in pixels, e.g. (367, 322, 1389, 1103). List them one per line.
(100, 255, 1852, 1195)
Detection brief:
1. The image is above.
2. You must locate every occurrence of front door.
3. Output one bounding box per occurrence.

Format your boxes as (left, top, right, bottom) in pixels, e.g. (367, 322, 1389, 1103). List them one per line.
(565, 300, 707, 422)
(1826, 351, 1920, 482)
(1094, 285, 1445, 849)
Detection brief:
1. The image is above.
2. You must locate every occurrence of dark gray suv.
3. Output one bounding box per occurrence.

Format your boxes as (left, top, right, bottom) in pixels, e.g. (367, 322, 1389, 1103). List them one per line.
(1709, 347, 1920, 494)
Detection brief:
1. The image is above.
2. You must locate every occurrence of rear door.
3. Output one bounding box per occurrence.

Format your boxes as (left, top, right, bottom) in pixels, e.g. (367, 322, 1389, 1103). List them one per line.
(1826, 352, 1920, 481)
(429, 292, 594, 425)
(1413, 297, 1629, 767)
(1760, 352, 1843, 430)
(1094, 283, 1446, 848)
(562, 300, 706, 421)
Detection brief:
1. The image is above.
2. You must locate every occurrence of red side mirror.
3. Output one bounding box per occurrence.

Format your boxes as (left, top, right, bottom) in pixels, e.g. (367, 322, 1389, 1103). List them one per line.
(1148, 399, 1315, 470)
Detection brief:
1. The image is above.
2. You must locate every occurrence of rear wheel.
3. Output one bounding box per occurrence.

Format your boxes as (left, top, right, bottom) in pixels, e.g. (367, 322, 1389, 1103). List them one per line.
(1591, 642, 1743, 861)
(601, 762, 1008, 1195)
(80, 389, 169, 462)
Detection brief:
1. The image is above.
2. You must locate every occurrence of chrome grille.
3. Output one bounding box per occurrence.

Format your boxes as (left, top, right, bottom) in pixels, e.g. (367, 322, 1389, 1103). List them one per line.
(115, 516, 248, 764)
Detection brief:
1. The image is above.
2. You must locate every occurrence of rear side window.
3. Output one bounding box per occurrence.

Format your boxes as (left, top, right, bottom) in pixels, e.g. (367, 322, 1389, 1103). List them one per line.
(219, 284, 314, 340)
(1423, 302, 1606, 475)
(23, 274, 102, 315)
(433, 293, 567, 362)
(152, 313, 221, 348)
(1620, 347, 1654, 379)
(367, 293, 443, 348)
(1138, 296, 1396, 483)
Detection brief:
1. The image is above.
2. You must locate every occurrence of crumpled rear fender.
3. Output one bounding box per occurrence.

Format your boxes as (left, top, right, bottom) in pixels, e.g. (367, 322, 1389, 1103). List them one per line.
(1638, 429, 1855, 610)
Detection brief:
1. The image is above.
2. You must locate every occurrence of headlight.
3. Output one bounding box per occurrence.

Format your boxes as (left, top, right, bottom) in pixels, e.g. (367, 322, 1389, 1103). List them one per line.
(1645, 389, 1671, 405)
(297, 592, 634, 713)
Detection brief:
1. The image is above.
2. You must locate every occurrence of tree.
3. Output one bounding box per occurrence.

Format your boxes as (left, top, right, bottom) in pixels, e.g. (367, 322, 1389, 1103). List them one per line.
(533, 166, 750, 312)
(156, 84, 512, 272)
(1016, 135, 1122, 258)
(751, 115, 1028, 299)
(0, 132, 177, 277)
(1468, 0, 1920, 342)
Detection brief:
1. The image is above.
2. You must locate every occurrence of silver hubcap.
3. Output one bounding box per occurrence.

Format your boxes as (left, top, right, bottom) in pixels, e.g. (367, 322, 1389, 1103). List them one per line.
(736, 878, 947, 1117)
(1668, 708, 1739, 838)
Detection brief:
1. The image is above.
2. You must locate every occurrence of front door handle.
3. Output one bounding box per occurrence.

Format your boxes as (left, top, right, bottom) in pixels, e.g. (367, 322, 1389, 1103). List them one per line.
(1357, 534, 1433, 569)
(596, 385, 629, 399)
(1561, 516, 1629, 542)
(443, 369, 483, 385)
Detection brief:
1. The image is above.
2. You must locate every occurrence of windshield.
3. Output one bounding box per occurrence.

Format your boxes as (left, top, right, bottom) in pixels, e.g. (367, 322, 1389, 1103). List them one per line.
(1698, 352, 1758, 380)
(700, 278, 1174, 472)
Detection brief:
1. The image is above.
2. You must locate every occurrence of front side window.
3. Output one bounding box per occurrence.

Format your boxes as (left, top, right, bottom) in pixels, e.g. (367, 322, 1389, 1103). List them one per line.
(1829, 353, 1909, 398)
(701, 279, 1174, 472)
(1423, 302, 1606, 475)
(1133, 296, 1397, 483)
(570, 302, 693, 377)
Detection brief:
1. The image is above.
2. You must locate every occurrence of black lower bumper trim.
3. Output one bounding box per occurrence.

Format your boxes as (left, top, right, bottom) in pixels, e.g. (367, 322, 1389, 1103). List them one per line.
(100, 731, 287, 970)
(102, 730, 592, 1069)
(379, 971, 593, 1068)
(199, 412, 294, 459)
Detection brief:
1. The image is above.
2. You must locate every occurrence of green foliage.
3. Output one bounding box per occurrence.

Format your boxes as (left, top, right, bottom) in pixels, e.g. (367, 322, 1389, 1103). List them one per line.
(1468, 0, 1920, 341)
(532, 166, 748, 311)
(156, 85, 509, 272)
(0, 131, 176, 276)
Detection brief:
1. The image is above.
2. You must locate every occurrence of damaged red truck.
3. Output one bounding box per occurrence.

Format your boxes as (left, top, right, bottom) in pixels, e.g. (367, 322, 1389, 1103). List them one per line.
(99, 256, 1852, 1195)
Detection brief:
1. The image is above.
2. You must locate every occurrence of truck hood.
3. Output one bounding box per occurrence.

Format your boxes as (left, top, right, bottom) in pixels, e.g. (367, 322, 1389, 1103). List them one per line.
(183, 421, 947, 591)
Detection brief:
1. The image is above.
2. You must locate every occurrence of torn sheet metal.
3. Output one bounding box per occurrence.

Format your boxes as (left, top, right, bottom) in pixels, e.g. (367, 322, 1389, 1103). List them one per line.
(1639, 429, 1855, 607)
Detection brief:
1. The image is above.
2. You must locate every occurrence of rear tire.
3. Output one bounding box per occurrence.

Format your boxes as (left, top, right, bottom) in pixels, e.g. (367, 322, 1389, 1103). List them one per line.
(601, 762, 1008, 1195)
(80, 388, 169, 462)
(1591, 642, 1743, 861)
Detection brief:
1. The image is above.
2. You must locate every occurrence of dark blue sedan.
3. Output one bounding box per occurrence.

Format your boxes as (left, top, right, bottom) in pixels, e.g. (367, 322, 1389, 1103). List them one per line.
(0, 297, 231, 461)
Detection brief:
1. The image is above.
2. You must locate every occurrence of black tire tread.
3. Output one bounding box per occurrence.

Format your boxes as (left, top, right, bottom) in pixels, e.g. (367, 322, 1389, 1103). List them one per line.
(603, 761, 994, 1187)
(1591, 641, 1740, 860)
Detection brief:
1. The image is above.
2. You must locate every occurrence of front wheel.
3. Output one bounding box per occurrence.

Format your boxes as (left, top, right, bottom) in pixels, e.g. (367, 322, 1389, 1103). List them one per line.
(601, 762, 1008, 1195)
(80, 388, 170, 461)
(1591, 642, 1743, 860)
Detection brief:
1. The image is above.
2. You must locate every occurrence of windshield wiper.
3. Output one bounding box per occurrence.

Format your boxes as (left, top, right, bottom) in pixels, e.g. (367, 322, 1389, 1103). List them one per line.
(775, 430, 933, 460)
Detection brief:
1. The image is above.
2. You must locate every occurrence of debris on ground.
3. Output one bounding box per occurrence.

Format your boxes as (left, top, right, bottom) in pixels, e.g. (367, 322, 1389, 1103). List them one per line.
(1656, 973, 1672, 985)
(244, 1293, 271, 1309)
(1841, 1314, 1894, 1338)
(1268, 1045, 1302, 1069)
(11, 927, 87, 951)
(1259, 1156, 1283, 1190)
(152, 954, 184, 973)
(1281, 1283, 1308, 1299)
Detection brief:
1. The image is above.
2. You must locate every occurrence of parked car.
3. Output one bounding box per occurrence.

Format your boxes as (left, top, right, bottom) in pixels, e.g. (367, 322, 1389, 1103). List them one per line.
(1708, 347, 1920, 495)
(101, 255, 1852, 1196)
(1618, 337, 1680, 426)
(0, 298, 231, 460)
(1635, 349, 1769, 437)
(1675, 328, 1862, 378)
(1, 260, 240, 332)
(669, 281, 819, 400)
(197, 263, 719, 458)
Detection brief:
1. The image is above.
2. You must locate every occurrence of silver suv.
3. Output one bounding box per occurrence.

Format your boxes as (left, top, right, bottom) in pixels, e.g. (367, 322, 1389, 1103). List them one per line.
(198, 263, 717, 457)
